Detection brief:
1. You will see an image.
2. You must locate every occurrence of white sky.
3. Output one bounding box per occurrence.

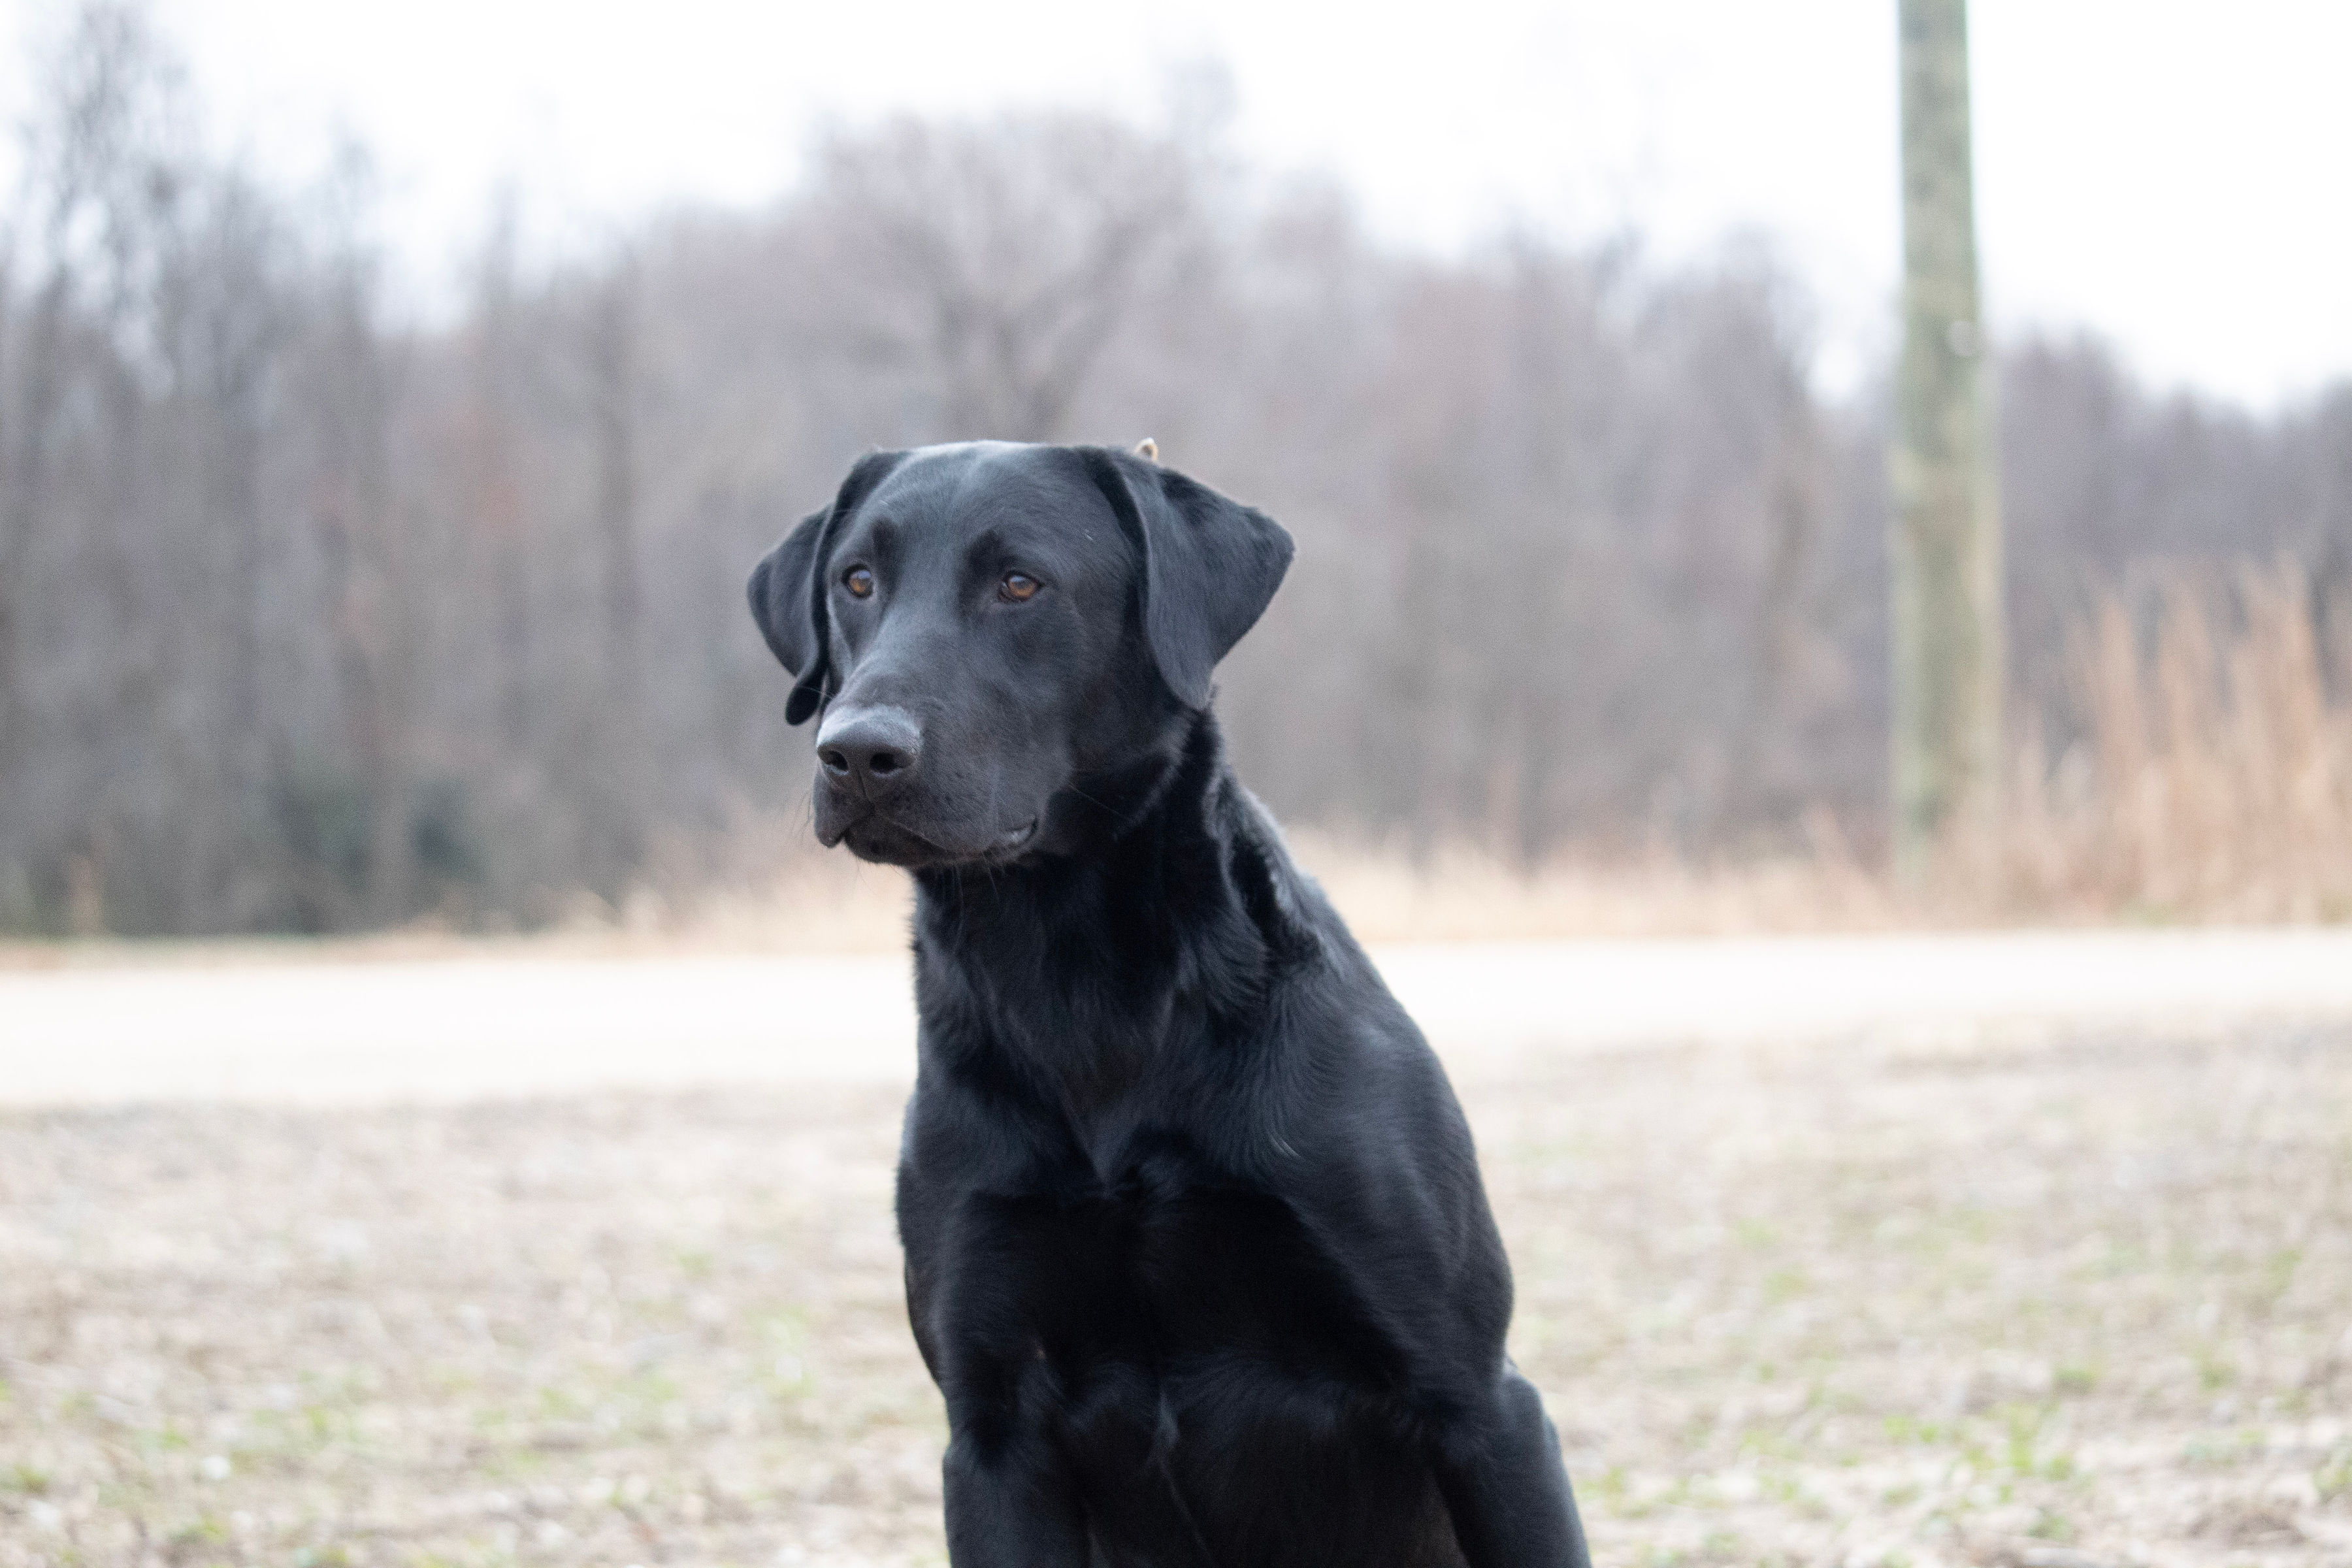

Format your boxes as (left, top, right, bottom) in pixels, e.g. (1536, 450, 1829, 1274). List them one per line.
(6, 0, 2349, 407)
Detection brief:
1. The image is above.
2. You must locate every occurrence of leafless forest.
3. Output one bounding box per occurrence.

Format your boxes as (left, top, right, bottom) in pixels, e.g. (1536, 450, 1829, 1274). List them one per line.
(2, 6, 2349, 936)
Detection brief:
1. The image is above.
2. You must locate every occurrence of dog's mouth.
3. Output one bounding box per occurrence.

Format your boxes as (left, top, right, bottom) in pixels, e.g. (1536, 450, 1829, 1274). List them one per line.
(832, 810, 1039, 868)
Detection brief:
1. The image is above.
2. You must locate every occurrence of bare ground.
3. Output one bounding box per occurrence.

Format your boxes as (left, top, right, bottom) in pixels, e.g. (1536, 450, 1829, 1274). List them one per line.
(4, 1019, 2351, 1568)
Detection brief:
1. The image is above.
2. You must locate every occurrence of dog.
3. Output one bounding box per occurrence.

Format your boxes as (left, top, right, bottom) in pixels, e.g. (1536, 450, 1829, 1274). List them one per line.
(749, 440, 1591, 1567)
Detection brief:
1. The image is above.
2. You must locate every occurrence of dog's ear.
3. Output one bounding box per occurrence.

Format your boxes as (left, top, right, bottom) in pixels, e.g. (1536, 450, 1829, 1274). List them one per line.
(1083, 448, 1294, 710)
(747, 506, 830, 723)
(747, 450, 907, 725)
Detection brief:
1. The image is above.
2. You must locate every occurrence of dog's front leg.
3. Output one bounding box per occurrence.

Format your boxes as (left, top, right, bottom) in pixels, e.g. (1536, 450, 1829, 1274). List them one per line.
(940, 1375, 1090, 1567)
(1430, 1363, 1593, 1568)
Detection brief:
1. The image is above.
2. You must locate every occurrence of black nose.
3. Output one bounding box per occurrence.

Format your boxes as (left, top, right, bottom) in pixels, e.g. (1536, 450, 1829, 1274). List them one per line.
(815, 705, 924, 797)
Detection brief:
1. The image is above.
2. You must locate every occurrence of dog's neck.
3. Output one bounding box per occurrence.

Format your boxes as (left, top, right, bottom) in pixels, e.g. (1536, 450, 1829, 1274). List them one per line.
(910, 709, 1310, 1122)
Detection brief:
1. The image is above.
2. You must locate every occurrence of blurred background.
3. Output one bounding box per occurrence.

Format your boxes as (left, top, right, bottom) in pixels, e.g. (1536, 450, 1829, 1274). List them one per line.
(6, 7, 2352, 1567)
(1, 0, 2347, 940)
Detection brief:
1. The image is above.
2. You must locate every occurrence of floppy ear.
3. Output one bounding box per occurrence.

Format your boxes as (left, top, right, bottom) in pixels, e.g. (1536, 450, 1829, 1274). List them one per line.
(747, 450, 908, 725)
(1083, 448, 1294, 710)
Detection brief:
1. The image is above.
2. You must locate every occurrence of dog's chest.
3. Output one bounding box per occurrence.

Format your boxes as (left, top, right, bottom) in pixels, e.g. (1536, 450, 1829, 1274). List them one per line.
(945, 1167, 1443, 1559)
(958, 1160, 1396, 1392)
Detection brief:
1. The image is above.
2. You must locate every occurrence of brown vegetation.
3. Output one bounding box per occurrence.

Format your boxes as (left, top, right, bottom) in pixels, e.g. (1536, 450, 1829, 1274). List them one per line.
(615, 573, 2352, 944)
(1993, 566, 2352, 923)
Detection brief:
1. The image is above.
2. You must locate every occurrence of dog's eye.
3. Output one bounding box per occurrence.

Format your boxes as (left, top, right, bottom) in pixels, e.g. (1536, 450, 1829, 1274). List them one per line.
(1000, 572, 1041, 603)
(843, 567, 875, 599)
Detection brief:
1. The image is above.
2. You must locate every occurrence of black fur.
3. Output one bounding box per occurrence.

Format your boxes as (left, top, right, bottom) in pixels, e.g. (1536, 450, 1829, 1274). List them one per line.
(749, 441, 1590, 1566)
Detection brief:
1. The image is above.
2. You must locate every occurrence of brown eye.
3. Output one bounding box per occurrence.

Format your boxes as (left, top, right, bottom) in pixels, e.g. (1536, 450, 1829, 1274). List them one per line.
(844, 566, 875, 599)
(1000, 572, 1040, 603)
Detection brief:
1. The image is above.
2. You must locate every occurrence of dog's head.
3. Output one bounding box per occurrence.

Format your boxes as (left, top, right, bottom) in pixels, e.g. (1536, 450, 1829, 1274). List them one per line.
(747, 441, 1292, 869)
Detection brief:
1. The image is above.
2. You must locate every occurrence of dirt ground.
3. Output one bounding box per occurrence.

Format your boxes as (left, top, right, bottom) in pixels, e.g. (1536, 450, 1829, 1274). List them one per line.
(4, 1017, 2349, 1568)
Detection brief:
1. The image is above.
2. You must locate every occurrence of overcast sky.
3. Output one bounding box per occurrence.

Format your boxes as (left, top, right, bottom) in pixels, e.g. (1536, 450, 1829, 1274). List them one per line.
(7, 0, 2347, 406)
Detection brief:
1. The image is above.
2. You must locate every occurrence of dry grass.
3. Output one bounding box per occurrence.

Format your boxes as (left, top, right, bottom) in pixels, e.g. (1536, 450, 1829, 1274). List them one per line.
(0, 844, 1912, 970)
(0, 838, 1909, 971)
(590, 565, 2352, 941)
(1993, 568, 2352, 924)
(1282, 828, 1898, 942)
(5, 1019, 2351, 1568)
(5, 567, 2347, 974)
(459, 571, 2352, 941)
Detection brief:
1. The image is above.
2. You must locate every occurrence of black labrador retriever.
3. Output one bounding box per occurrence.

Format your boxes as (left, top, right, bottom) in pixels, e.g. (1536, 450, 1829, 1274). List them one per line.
(748, 440, 1591, 1567)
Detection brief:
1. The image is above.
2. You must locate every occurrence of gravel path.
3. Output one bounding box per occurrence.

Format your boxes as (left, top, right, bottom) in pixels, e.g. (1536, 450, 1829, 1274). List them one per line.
(8, 928, 2352, 1104)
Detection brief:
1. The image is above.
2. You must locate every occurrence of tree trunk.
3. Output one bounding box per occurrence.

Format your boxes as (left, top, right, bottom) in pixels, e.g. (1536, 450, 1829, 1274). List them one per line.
(588, 265, 646, 898)
(1891, 0, 2004, 879)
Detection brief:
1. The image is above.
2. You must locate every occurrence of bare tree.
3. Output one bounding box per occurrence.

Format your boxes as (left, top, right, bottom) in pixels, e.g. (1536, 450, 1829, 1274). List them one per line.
(0, 9, 2341, 933)
(584, 255, 647, 896)
(802, 114, 1200, 439)
(284, 144, 411, 930)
